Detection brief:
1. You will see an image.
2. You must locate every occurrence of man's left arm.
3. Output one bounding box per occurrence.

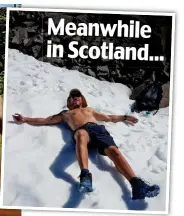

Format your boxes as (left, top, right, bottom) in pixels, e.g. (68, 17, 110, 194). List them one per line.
(93, 110, 138, 124)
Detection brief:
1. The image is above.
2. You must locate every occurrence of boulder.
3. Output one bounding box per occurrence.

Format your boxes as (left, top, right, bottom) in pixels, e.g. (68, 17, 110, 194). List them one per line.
(32, 45, 41, 58)
(11, 28, 28, 44)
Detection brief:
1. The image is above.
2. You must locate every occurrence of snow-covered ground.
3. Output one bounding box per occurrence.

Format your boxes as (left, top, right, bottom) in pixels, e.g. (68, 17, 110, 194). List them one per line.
(2, 49, 170, 212)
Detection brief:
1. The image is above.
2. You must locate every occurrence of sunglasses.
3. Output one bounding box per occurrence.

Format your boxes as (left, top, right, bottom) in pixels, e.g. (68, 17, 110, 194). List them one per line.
(70, 92, 82, 98)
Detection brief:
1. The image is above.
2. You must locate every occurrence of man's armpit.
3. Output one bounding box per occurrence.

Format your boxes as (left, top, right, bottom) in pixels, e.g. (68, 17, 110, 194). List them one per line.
(59, 110, 68, 115)
(51, 110, 68, 118)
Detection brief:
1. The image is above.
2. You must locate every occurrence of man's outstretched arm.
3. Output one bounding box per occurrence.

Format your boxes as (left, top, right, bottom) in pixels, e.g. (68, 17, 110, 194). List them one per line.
(93, 110, 138, 124)
(12, 112, 64, 125)
(107, 114, 138, 123)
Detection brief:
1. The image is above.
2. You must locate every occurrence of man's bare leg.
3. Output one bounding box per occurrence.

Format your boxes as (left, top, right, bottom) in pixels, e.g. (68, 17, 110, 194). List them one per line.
(104, 146, 160, 199)
(74, 129, 90, 170)
(104, 146, 136, 181)
(74, 129, 93, 192)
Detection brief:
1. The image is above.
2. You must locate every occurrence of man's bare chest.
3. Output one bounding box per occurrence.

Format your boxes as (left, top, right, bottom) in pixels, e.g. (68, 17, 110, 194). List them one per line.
(63, 108, 93, 120)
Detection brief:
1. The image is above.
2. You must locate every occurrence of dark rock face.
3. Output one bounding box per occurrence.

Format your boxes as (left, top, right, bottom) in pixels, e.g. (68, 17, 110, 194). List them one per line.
(9, 11, 172, 89)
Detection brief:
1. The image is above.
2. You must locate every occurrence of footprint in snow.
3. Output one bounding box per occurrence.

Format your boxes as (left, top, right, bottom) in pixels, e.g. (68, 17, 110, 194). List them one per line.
(20, 81, 25, 85)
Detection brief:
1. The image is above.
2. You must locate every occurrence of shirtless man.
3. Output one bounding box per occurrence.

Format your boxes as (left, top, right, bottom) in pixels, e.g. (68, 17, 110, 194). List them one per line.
(13, 89, 160, 199)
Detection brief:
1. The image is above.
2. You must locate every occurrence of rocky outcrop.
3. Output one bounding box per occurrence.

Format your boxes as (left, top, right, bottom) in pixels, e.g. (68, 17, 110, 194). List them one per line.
(9, 11, 172, 89)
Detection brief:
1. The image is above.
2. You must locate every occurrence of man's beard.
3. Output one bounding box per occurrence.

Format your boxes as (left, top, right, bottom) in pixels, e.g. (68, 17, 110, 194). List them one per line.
(73, 103, 81, 109)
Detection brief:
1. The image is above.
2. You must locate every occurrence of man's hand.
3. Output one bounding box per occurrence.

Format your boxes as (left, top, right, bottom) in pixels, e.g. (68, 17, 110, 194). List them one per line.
(12, 113, 25, 123)
(125, 115, 138, 124)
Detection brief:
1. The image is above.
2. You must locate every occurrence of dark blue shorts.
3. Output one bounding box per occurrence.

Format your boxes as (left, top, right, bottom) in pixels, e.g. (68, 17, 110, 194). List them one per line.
(73, 122, 118, 156)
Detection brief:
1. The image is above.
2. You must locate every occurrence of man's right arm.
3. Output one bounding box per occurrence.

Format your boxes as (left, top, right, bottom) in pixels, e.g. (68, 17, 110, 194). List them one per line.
(12, 112, 65, 126)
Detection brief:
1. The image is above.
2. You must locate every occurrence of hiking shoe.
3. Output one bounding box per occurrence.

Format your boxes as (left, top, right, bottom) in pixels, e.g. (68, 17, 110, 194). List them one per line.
(130, 177, 160, 200)
(79, 172, 93, 193)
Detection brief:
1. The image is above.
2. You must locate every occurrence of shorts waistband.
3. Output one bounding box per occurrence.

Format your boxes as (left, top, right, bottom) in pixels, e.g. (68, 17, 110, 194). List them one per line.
(73, 122, 97, 133)
(83, 122, 97, 127)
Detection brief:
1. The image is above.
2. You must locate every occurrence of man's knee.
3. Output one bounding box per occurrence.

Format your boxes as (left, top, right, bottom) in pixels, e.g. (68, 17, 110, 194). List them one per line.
(75, 129, 89, 144)
(105, 146, 121, 158)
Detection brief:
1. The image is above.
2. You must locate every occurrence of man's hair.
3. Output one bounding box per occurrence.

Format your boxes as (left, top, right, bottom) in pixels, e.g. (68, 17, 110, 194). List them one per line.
(67, 95, 88, 110)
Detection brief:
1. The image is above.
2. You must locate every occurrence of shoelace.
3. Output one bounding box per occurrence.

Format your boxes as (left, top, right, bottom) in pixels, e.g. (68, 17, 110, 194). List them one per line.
(78, 173, 90, 181)
(131, 178, 150, 189)
(139, 178, 150, 186)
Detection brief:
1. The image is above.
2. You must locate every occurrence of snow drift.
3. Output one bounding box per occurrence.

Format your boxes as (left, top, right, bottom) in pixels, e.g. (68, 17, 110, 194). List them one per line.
(2, 49, 170, 212)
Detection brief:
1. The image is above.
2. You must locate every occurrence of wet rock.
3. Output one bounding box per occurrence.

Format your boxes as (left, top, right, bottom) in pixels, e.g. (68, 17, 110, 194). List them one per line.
(71, 66, 80, 71)
(23, 21, 35, 27)
(87, 69, 96, 77)
(32, 45, 41, 58)
(97, 65, 109, 74)
(12, 28, 28, 44)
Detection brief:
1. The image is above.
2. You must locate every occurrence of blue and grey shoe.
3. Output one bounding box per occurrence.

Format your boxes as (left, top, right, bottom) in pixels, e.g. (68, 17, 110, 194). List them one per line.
(130, 177, 160, 200)
(79, 172, 93, 193)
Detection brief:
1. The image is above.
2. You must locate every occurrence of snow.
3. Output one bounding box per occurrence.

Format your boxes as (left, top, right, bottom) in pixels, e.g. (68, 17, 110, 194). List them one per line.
(2, 49, 170, 212)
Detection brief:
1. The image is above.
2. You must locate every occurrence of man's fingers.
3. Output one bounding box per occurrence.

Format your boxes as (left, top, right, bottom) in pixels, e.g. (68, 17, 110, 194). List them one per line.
(133, 119, 138, 123)
(12, 115, 20, 122)
(14, 113, 20, 116)
(12, 116, 17, 122)
(13, 116, 17, 120)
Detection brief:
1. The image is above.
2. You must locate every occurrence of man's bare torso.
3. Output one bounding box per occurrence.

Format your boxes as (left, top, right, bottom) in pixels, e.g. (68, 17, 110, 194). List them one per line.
(62, 107, 97, 130)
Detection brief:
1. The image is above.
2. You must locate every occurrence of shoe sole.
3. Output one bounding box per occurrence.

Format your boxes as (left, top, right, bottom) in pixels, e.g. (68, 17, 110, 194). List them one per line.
(146, 185, 160, 198)
(132, 185, 160, 200)
(78, 185, 93, 193)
